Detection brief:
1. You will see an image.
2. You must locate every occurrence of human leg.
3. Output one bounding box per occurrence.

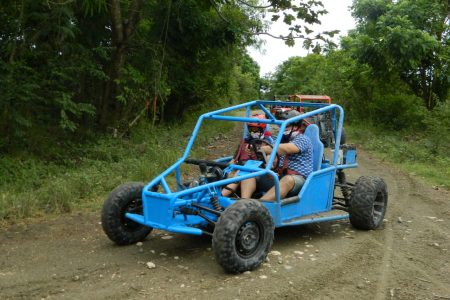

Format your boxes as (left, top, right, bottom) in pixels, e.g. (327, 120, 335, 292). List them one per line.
(264, 175, 305, 200)
(221, 170, 239, 197)
(286, 175, 305, 197)
(260, 175, 295, 201)
(259, 174, 305, 201)
(240, 178, 257, 198)
(221, 182, 239, 196)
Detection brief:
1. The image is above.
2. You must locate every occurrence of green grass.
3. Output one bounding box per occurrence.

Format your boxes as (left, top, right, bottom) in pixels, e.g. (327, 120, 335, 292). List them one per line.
(347, 123, 450, 189)
(0, 111, 235, 221)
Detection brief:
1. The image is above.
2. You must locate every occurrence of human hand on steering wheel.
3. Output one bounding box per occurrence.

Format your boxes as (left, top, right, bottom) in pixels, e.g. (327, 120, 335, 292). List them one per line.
(250, 140, 279, 171)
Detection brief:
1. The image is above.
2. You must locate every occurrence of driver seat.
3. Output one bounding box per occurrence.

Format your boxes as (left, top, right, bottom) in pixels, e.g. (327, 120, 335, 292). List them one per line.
(303, 124, 324, 171)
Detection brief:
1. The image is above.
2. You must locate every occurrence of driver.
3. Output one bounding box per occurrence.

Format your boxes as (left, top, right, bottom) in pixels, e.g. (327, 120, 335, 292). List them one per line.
(240, 110, 313, 200)
(221, 114, 272, 197)
(234, 114, 273, 164)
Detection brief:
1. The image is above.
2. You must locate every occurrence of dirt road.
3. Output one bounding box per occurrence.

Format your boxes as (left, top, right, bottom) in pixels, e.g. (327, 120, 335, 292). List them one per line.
(1, 133, 450, 300)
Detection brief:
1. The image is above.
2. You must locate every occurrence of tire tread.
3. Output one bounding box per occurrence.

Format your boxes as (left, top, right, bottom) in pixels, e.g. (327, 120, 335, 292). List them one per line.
(101, 182, 152, 245)
(212, 200, 274, 273)
(349, 176, 388, 230)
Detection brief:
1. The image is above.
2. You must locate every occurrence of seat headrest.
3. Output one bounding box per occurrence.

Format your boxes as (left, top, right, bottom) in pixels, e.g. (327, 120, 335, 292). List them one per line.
(304, 124, 324, 171)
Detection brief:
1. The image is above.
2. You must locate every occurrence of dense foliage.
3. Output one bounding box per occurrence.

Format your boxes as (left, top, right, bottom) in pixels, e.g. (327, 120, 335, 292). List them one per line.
(347, 0, 449, 110)
(0, 0, 334, 154)
(1, 1, 251, 153)
(267, 0, 449, 129)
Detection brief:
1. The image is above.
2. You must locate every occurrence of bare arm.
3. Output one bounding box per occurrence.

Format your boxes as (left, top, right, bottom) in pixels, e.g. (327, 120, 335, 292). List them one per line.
(261, 143, 300, 156)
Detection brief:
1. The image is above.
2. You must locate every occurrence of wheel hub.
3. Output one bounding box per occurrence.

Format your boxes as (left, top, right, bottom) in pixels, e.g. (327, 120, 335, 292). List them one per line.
(236, 221, 261, 257)
(372, 193, 386, 223)
(120, 198, 143, 231)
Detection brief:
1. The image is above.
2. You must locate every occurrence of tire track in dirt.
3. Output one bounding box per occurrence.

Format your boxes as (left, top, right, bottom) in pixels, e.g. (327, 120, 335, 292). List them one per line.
(356, 151, 450, 299)
(268, 149, 449, 300)
(356, 152, 397, 300)
(388, 173, 450, 299)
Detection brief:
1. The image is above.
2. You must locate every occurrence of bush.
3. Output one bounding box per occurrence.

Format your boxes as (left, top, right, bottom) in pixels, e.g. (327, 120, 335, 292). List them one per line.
(348, 122, 450, 189)
(423, 102, 450, 156)
(369, 93, 427, 130)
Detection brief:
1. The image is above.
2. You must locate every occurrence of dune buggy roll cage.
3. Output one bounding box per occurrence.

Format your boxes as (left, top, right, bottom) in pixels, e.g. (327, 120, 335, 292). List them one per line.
(125, 100, 356, 235)
(145, 100, 346, 191)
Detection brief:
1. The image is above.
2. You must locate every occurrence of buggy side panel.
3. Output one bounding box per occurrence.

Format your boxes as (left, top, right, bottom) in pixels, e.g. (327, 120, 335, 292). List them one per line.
(279, 168, 336, 224)
(298, 168, 335, 214)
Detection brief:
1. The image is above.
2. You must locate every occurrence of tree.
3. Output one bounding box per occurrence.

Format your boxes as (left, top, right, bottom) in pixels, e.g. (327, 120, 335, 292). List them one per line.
(209, 0, 338, 48)
(0, 0, 339, 153)
(0, 1, 97, 151)
(346, 0, 450, 109)
(268, 54, 328, 96)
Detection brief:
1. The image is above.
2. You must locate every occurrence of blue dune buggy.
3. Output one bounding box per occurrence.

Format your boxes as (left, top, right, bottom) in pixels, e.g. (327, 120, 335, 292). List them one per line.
(101, 100, 388, 273)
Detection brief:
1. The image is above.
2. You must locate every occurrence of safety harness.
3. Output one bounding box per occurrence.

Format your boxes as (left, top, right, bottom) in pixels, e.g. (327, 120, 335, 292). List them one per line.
(277, 154, 301, 176)
(277, 128, 303, 177)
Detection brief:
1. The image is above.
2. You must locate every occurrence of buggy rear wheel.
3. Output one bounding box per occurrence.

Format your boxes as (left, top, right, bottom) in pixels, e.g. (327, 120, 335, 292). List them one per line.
(349, 176, 388, 230)
(212, 200, 274, 273)
(340, 127, 347, 145)
(101, 182, 152, 245)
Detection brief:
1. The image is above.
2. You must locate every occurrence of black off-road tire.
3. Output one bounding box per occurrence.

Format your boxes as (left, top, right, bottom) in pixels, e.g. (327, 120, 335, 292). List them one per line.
(101, 182, 152, 245)
(349, 176, 388, 230)
(212, 200, 274, 273)
(340, 127, 346, 145)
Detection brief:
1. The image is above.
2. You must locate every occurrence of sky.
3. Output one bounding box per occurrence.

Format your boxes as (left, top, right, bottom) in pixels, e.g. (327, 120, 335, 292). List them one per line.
(248, 0, 356, 76)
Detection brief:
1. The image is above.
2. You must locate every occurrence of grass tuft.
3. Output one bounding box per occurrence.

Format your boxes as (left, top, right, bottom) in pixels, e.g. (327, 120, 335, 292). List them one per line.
(348, 123, 450, 189)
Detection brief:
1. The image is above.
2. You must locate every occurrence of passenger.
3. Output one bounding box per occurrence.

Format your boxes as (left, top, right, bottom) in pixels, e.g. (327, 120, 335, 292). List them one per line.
(240, 110, 313, 200)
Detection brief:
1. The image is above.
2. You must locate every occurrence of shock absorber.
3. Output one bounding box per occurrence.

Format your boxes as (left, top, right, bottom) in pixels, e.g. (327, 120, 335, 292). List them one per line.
(211, 196, 222, 211)
(337, 169, 351, 205)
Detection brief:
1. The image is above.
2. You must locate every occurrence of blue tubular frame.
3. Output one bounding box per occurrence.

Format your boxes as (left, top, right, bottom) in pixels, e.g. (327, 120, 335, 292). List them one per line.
(126, 100, 357, 234)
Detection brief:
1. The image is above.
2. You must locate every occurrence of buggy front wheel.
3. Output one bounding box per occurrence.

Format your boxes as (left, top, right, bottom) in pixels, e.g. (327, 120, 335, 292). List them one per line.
(212, 200, 274, 273)
(101, 182, 152, 245)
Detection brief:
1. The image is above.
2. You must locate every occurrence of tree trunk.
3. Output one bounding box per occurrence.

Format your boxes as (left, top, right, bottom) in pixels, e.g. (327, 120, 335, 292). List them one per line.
(419, 66, 430, 109)
(98, 0, 144, 129)
(99, 45, 126, 128)
(1, 0, 26, 150)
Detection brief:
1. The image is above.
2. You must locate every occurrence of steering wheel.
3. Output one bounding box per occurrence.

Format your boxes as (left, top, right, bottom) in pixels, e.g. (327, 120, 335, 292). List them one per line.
(185, 158, 229, 169)
(184, 158, 229, 182)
